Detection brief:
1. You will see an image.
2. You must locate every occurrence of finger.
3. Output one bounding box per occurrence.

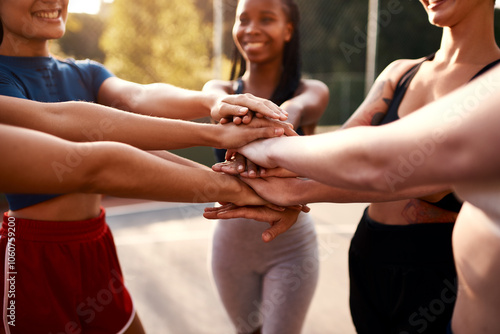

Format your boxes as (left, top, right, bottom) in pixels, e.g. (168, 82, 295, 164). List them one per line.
(219, 117, 231, 125)
(220, 162, 242, 175)
(234, 153, 247, 174)
(232, 116, 243, 125)
(212, 162, 224, 173)
(223, 94, 288, 121)
(225, 149, 237, 161)
(244, 127, 285, 143)
(246, 159, 258, 178)
(301, 205, 311, 213)
(262, 222, 289, 243)
(215, 207, 260, 220)
(242, 114, 253, 124)
(264, 203, 286, 211)
(280, 122, 297, 137)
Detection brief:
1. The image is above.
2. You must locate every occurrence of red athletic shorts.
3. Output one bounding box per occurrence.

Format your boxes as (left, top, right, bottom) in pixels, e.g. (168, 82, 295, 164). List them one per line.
(0, 208, 135, 334)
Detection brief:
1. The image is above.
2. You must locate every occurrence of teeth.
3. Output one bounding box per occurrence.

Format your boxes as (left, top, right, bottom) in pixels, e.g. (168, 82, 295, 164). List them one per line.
(247, 43, 264, 48)
(35, 11, 59, 19)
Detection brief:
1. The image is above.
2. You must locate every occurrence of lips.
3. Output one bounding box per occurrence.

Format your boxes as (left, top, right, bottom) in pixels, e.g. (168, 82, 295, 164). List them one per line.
(427, 0, 446, 10)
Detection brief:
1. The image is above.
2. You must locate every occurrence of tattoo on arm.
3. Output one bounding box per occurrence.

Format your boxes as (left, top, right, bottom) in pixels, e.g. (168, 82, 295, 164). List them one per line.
(366, 80, 385, 104)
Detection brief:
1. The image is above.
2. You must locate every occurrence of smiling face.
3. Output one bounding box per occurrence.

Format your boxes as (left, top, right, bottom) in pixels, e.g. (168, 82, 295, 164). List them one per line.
(0, 0, 68, 43)
(233, 0, 293, 65)
(419, 0, 494, 27)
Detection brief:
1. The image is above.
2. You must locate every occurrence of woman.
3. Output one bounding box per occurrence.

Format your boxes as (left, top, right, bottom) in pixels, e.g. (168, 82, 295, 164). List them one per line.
(209, 59, 500, 334)
(213, 0, 500, 333)
(0, 1, 288, 333)
(203, 0, 329, 333)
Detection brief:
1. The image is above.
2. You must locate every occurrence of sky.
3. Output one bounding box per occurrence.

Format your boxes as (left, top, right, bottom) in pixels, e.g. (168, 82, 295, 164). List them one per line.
(68, 0, 113, 15)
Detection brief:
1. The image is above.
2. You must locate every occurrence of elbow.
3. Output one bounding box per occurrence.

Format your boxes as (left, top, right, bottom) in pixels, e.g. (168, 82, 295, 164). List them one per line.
(75, 143, 111, 194)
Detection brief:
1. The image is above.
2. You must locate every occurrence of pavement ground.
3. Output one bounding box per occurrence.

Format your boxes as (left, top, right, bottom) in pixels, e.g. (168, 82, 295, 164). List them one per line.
(103, 198, 367, 334)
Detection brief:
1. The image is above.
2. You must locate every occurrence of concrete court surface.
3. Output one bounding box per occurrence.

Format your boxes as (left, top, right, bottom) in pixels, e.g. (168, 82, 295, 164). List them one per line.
(104, 198, 367, 334)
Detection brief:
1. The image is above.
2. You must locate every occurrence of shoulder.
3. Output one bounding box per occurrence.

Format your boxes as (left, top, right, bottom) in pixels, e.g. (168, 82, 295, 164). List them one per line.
(202, 79, 234, 93)
(295, 79, 329, 98)
(66, 58, 110, 73)
(380, 57, 427, 89)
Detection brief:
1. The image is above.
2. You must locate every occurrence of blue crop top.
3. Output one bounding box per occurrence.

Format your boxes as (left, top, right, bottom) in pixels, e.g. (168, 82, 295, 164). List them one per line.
(0, 55, 114, 211)
(376, 53, 500, 213)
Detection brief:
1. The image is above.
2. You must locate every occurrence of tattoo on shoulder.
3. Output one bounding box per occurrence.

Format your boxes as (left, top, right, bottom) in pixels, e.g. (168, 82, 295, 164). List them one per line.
(366, 81, 385, 104)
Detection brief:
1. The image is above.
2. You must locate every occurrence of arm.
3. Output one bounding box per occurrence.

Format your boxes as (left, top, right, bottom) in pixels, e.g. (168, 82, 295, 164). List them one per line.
(0, 124, 266, 207)
(239, 177, 453, 206)
(203, 204, 303, 243)
(279, 79, 330, 132)
(341, 58, 422, 129)
(98, 77, 288, 122)
(237, 65, 500, 191)
(0, 96, 289, 150)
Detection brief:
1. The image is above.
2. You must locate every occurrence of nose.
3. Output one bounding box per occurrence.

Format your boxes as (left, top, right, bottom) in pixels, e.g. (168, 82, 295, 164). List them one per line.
(244, 21, 259, 34)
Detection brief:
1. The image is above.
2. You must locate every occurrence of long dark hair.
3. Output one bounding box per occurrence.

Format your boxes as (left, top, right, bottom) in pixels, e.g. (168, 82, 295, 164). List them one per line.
(230, 0, 302, 106)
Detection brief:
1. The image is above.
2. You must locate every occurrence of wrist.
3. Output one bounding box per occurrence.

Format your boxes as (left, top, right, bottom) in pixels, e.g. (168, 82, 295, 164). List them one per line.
(204, 92, 220, 119)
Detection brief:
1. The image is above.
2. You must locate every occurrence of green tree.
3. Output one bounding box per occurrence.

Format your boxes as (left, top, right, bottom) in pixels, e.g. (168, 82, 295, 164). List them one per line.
(100, 0, 212, 89)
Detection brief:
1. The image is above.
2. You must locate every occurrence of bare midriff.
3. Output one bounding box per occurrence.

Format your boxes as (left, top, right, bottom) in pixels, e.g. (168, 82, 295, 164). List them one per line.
(368, 199, 458, 225)
(8, 194, 102, 221)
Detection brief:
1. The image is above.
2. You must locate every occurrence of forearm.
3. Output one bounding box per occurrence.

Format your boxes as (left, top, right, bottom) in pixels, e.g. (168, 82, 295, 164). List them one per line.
(99, 79, 219, 120)
(147, 150, 209, 169)
(86, 145, 250, 203)
(265, 69, 500, 192)
(0, 125, 260, 205)
(0, 97, 221, 149)
(292, 179, 452, 205)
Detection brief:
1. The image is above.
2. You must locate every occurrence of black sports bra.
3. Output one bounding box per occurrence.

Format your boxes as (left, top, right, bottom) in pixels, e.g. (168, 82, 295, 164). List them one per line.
(376, 53, 500, 213)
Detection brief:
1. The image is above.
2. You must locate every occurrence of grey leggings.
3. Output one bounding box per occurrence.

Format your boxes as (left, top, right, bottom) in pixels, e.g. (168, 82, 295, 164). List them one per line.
(210, 212, 319, 334)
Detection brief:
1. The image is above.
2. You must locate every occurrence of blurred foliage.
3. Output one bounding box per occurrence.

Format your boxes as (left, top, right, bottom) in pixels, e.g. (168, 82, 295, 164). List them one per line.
(99, 0, 212, 90)
(56, 12, 107, 62)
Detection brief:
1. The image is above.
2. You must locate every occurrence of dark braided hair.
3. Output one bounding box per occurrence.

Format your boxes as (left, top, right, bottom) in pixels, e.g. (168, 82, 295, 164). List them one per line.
(230, 0, 302, 106)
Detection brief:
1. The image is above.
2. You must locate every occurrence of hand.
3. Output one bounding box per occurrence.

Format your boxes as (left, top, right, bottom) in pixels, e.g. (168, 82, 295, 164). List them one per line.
(212, 154, 300, 179)
(211, 94, 288, 124)
(203, 204, 305, 242)
(238, 176, 307, 206)
(215, 117, 296, 149)
(227, 139, 277, 169)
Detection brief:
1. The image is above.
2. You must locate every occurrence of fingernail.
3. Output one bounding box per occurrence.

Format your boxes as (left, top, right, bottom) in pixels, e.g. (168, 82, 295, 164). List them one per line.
(262, 232, 271, 242)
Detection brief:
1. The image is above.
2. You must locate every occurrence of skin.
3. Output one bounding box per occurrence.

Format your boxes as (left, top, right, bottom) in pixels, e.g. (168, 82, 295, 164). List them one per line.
(202, 0, 328, 243)
(0, 122, 281, 334)
(203, 0, 329, 175)
(0, 0, 290, 223)
(0, 124, 269, 206)
(211, 55, 500, 334)
(216, 0, 500, 225)
(0, 0, 283, 332)
(0, 95, 295, 150)
(204, 2, 327, 333)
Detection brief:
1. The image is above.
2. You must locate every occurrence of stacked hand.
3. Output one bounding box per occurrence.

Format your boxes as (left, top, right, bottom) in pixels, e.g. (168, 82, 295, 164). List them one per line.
(207, 130, 309, 242)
